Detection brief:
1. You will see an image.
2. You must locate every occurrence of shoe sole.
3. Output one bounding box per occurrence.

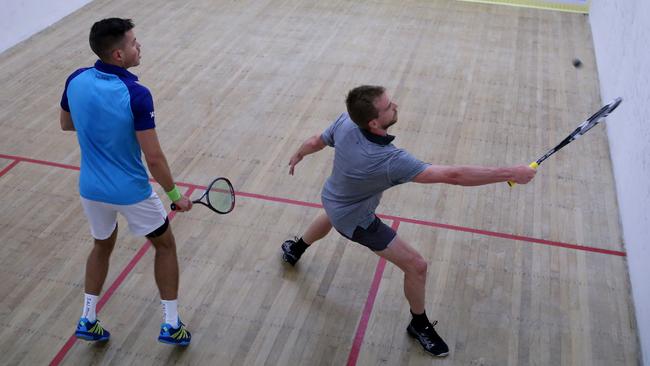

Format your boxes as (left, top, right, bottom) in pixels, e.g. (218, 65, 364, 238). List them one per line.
(158, 338, 190, 346)
(406, 327, 449, 357)
(76, 333, 109, 342)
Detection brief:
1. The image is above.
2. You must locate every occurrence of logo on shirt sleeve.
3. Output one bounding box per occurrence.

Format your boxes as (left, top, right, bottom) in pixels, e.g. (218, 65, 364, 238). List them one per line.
(150, 111, 155, 119)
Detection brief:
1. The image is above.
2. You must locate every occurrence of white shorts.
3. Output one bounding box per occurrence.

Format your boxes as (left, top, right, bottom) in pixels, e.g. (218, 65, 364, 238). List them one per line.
(80, 192, 168, 240)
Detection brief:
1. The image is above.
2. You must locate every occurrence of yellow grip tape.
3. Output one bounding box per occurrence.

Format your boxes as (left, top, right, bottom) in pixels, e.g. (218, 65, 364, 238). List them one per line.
(508, 161, 538, 188)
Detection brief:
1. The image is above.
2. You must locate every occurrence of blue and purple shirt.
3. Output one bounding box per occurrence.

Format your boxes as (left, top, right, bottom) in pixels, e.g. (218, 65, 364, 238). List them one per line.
(61, 60, 155, 204)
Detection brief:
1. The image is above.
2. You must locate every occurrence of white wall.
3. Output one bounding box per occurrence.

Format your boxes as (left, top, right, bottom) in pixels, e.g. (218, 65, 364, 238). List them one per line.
(0, 0, 93, 53)
(590, 1, 650, 364)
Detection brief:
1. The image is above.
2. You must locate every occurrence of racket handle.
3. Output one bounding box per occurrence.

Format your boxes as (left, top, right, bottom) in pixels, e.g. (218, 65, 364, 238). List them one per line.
(171, 199, 199, 211)
(507, 161, 538, 188)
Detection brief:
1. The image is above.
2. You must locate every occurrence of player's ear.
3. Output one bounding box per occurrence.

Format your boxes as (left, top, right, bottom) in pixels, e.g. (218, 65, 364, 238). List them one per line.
(111, 48, 123, 63)
(367, 119, 379, 130)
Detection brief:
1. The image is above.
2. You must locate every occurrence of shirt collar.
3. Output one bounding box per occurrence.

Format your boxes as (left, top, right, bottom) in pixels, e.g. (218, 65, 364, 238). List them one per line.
(94, 60, 139, 81)
(360, 128, 395, 146)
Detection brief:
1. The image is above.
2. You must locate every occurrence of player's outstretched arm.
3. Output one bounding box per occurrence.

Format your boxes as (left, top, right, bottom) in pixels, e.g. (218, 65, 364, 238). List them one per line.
(413, 165, 536, 186)
(60, 110, 75, 131)
(289, 134, 327, 175)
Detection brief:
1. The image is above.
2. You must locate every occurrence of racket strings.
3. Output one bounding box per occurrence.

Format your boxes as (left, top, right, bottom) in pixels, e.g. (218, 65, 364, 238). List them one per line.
(207, 179, 235, 213)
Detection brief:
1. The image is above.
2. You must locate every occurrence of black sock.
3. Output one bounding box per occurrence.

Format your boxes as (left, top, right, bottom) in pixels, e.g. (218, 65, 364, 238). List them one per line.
(410, 310, 430, 330)
(293, 237, 310, 253)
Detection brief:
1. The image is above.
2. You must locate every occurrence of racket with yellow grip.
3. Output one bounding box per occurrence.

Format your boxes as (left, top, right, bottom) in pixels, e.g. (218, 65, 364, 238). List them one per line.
(508, 97, 622, 188)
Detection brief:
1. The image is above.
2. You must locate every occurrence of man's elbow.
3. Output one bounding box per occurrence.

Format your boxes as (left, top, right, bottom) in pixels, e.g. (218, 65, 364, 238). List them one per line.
(60, 122, 75, 131)
(60, 110, 75, 130)
(444, 171, 463, 185)
(307, 135, 325, 150)
(143, 152, 165, 167)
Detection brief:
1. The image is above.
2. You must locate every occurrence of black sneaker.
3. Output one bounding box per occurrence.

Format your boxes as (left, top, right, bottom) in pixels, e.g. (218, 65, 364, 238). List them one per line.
(281, 238, 303, 266)
(407, 320, 449, 357)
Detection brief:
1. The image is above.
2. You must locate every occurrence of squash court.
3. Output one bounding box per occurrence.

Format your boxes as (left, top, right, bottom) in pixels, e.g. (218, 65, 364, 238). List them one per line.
(0, 0, 640, 365)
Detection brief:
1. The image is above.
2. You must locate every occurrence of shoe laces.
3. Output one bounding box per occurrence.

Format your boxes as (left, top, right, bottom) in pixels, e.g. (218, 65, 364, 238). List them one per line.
(171, 324, 190, 340)
(88, 321, 105, 335)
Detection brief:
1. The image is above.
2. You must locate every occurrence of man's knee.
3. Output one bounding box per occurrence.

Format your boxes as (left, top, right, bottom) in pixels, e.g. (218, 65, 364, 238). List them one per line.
(147, 219, 177, 252)
(152, 237, 176, 255)
(409, 255, 428, 278)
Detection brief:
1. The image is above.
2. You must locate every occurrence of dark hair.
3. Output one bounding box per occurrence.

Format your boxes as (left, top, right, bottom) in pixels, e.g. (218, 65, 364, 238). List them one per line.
(89, 18, 134, 60)
(345, 85, 386, 129)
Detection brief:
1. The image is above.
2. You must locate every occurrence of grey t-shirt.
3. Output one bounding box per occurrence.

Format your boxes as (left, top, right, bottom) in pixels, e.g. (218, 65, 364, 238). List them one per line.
(320, 113, 429, 237)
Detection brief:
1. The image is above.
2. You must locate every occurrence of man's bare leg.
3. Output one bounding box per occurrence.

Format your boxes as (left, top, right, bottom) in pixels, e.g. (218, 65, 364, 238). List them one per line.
(375, 236, 427, 313)
(376, 235, 449, 357)
(302, 211, 332, 244)
(282, 211, 332, 265)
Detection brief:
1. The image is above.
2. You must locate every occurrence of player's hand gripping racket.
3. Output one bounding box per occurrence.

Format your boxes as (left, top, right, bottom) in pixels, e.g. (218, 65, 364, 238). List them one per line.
(171, 177, 235, 214)
(508, 97, 622, 187)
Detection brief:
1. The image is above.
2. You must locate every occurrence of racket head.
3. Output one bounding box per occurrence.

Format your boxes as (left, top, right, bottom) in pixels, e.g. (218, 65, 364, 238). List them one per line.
(578, 97, 623, 135)
(514, 97, 623, 178)
(204, 177, 235, 214)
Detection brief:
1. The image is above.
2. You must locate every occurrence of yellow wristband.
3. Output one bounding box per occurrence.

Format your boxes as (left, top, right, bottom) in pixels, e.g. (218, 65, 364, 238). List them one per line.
(166, 185, 182, 201)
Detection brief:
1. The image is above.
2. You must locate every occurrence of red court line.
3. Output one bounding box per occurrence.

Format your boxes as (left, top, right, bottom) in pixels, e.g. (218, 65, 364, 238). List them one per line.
(346, 220, 401, 366)
(379, 214, 626, 257)
(0, 153, 80, 171)
(235, 190, 322, 209)
(49, 187, 195, 366)
(177, 182, 322, 209)
(0, 159, 20, 178)
(0, 152, 625, 257)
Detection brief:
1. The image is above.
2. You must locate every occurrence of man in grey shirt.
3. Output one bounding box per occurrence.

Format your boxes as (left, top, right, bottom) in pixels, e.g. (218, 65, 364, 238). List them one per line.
(282, 85, 536, 357)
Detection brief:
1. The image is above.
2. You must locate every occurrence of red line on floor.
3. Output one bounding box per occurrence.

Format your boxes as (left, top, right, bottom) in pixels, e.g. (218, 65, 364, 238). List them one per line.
(48, 336, 75, 366)
(0, 159, 20, 178)
(0, 152, 626, 257)
(49, 187, 195, 366)
(379, 214, 626, 257)
(235, 190, 323, 209)
(175, 182, 323, 209)
(346, 220, 401, 366)
(0, 153, 80, 171)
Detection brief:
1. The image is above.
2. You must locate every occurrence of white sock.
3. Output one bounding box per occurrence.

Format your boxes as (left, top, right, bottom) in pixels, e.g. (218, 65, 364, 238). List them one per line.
(161, 299, 179, 328)
(82, 293, 98, 322)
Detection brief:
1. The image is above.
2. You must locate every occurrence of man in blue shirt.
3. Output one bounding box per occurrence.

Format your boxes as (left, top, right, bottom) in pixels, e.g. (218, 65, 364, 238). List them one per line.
(282, 85, 536, 357)
(60, 18, 192, 346)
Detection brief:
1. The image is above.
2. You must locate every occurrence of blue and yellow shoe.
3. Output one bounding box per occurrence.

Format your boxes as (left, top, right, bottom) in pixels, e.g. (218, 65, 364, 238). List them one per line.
(75, 317, 110, 342)
(158, 320, 191, 346)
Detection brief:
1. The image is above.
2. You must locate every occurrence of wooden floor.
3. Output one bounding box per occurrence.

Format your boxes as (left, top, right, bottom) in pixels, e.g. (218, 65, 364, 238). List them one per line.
(0, 0, 641, 365)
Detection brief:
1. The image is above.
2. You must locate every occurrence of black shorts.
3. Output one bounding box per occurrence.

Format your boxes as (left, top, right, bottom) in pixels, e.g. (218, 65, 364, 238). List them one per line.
(339, 216, 397, 251)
